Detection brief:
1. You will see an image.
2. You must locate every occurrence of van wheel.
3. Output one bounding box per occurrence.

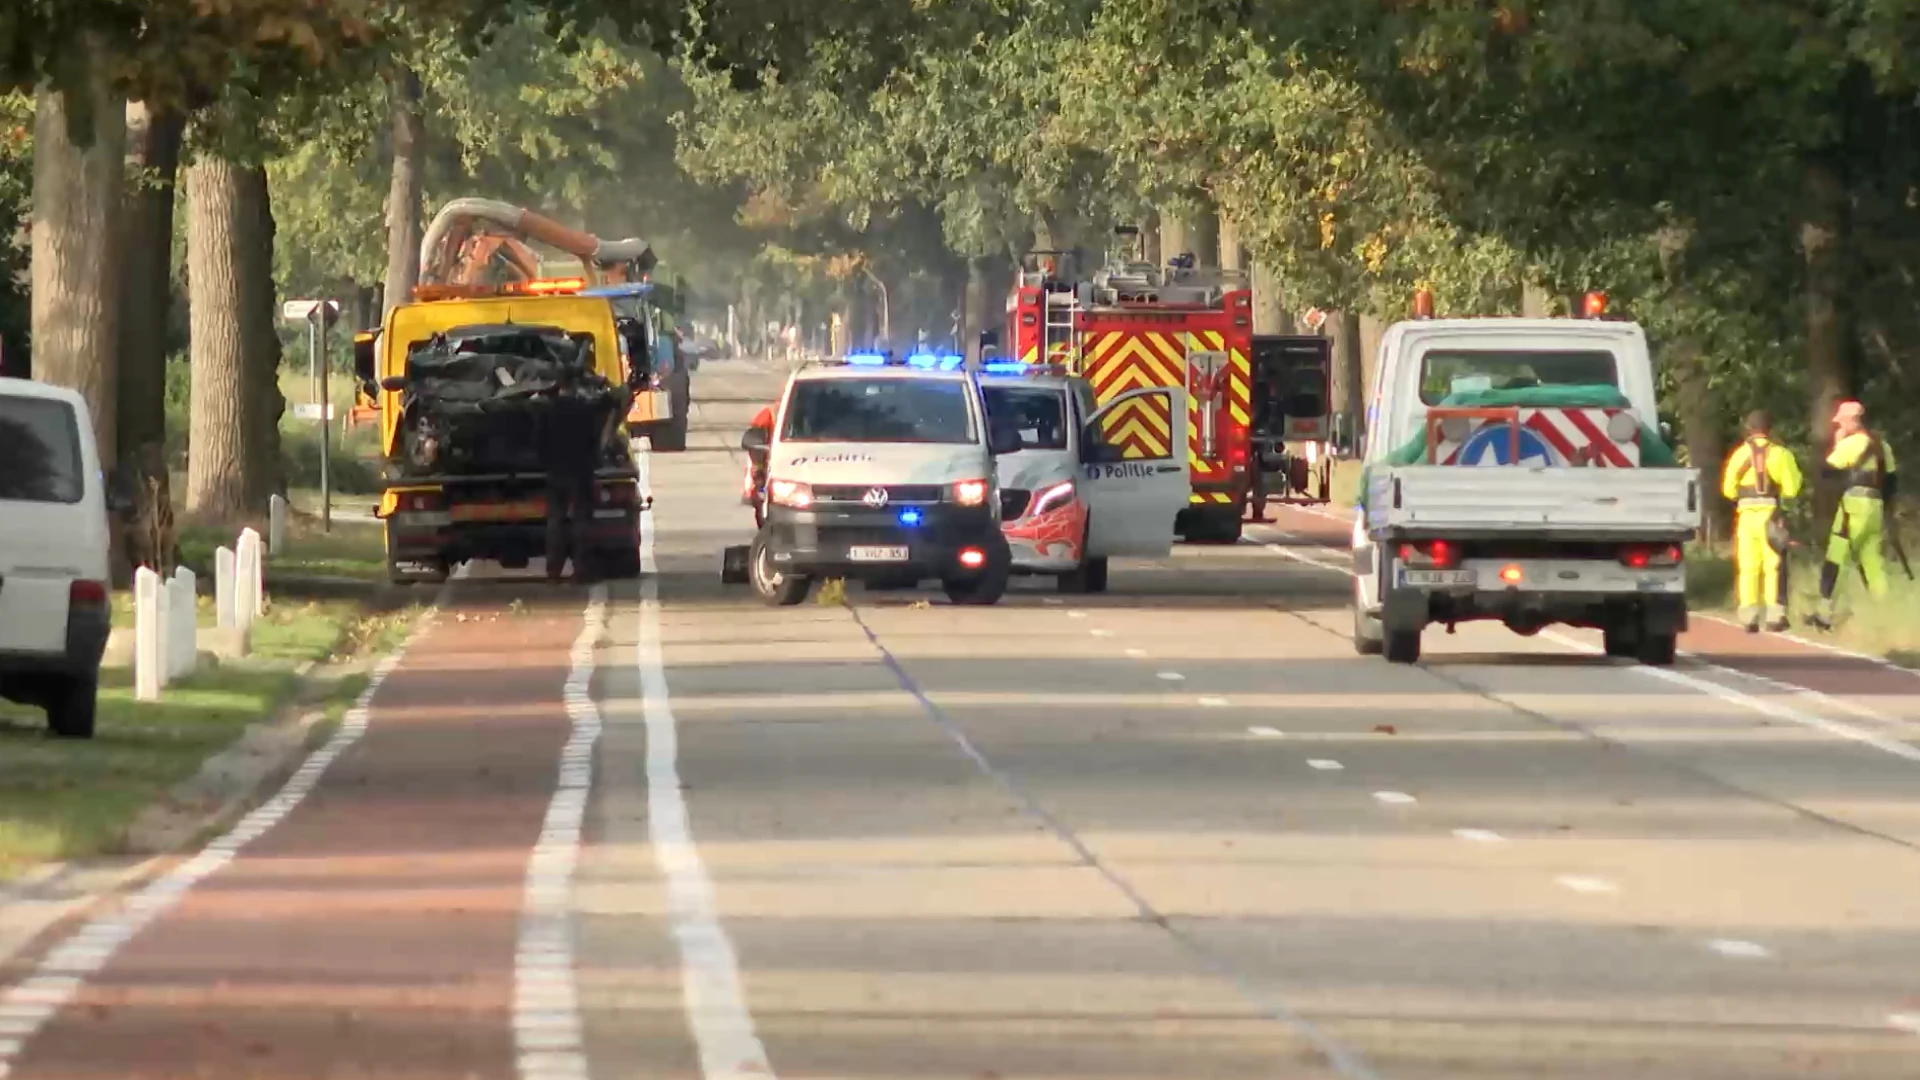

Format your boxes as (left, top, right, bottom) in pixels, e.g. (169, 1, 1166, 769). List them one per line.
(1383, 627, 1422, 664)
(946, 538, 1012, 605)
(1602, 622, 1639, 658)
(1636, 631, 1677, 667)
(48, 674, 98, 740)
(750, 534, 809, 606)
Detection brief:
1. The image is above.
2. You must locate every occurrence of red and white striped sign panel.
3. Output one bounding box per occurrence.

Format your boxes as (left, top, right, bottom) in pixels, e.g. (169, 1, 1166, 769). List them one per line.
(1436, 408, 1640, 467)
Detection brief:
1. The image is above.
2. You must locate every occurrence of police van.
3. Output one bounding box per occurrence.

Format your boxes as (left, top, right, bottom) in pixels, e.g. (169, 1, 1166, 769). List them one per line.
(740, 352, 1017, 605)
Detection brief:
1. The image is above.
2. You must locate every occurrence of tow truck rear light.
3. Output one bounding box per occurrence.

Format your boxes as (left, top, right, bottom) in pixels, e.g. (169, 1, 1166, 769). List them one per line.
(957, 547, 986, 569)
(1412, 287, 1435, 319)
(504, 276, 587, 296)
(1499, 564, 1524, 584)
(1582, 291, 1608, 318)
(1397, 538, 1457, 569)
(1619, 543, 1682, 568)
(952, 479, 989, 506)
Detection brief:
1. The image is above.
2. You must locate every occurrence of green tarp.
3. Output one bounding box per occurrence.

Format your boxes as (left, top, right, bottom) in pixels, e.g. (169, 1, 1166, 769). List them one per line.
(1358, 384, 1678, 510)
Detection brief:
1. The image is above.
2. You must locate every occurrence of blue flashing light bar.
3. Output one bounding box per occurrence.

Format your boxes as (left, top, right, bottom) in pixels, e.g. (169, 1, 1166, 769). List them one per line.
(577, 282, 656, 298)
(846, 352, 888, 365)
(983, 361, 1031, 374)
(897, 508, 924, 526)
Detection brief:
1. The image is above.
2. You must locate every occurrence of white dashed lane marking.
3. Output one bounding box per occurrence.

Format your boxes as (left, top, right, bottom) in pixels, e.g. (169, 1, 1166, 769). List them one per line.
(1706, 939, 1772, 960)
(1198, 696, 1229, 707)
(1247, 726, 1284, 738)
(1306, 759, 1344, 771)
(1124, 648, 1148, 659)
(1889, 1013, 1920, 1036)
(1372, 791, 1417, 805)
(1090, 628, 1114, 638)
(1452, 828, 1505, 843)
(513, 584, 607, 1080)
(1556, 875, 1620, 895)
(1156, 671, 1186, 682)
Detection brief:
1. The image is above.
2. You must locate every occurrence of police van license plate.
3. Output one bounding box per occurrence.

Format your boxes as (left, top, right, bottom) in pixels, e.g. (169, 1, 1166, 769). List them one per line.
(1402, 569, 1476, 586)
(848, 546, 909, 562)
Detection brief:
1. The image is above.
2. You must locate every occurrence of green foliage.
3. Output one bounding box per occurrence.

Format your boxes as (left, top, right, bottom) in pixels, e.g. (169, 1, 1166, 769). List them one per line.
(0, 92, 29, 369)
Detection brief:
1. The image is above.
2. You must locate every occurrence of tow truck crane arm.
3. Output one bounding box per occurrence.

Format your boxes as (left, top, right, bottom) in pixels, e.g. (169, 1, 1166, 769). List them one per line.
(417, 197, 656, 287)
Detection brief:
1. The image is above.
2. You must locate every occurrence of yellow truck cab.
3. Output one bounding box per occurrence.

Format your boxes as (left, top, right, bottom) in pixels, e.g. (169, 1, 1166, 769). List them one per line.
(351, 279, 649, 583)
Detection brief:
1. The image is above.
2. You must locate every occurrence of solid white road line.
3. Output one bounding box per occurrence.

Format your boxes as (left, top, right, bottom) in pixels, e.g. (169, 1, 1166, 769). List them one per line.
(1889, 1013, 1920, 1036)
(1198, 696, 1230, 707)
(1555, 875, 1619, 895)
(1372, 791, 1417, 805)
(1452, 828, 1505, 843)
(1306, 759, 1345, 771)
(1705, 939, 1773, 959)
(1124, 648, 1148, 659)
(514, 585, 608, 1080)
(638, 483, 775, 1080)
(1090, 628, 1115, 638)
(0, 569, 462, 1079)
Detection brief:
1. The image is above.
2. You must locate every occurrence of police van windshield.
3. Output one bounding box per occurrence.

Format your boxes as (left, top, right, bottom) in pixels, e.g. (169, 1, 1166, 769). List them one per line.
(1418, 349, 1619, 404)
(782, 378, 978, 443)
(982, 386, 1068, 450)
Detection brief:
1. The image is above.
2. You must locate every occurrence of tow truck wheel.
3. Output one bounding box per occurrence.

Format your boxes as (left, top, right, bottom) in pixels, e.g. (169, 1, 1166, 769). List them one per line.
(1602, 621, 1639, 658)
(750, 534, 809, 606)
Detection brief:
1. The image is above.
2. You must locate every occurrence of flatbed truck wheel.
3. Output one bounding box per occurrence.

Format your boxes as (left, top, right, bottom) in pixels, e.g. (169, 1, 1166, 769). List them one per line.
(1383, 627, 1421, 664)
(1351, 596, 1384, 656)
(1636, 631, 1677, 666)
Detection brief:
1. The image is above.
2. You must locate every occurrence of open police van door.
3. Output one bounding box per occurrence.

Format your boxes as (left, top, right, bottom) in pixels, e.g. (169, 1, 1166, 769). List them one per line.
(1078, 385, 1190, 556)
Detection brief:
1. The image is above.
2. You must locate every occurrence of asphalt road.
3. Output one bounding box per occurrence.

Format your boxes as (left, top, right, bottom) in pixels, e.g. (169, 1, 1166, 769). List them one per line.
(3, 354, 1918, 1079)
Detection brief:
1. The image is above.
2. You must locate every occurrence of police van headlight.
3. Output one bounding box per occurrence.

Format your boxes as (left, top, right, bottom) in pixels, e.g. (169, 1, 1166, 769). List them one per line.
(952, 479, 989, 506)
(1029, 480, 1075, 517)
(769, 479, 813, 508)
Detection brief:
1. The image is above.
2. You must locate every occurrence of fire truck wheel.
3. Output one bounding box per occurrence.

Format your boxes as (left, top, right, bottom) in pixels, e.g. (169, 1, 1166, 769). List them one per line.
(1382, 627, 1421, 664)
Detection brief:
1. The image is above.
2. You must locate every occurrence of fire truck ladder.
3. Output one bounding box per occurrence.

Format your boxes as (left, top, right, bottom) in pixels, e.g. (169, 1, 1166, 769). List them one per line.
(1043, 292, 1079, 366)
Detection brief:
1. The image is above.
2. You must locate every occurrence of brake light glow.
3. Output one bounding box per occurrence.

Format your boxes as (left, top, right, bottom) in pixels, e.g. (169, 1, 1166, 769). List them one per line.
(69, 580, 108, 607)
(1397, 538, 1457, 568)
(952, 479, 988, 506)
(1620, 543, 1682, 568)
(958, 547, 986, 569)
(769, 479, 813, 508)
(1499, 564, 1523, 584)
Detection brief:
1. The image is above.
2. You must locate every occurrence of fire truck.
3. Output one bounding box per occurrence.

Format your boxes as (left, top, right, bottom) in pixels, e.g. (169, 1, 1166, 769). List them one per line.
(1247, 334, 1335, 519)
(1002, 240, 1254, 542)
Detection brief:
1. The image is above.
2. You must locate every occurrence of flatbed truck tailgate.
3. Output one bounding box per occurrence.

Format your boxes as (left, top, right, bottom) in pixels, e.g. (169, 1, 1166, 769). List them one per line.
(1366, 466, 1701, 538)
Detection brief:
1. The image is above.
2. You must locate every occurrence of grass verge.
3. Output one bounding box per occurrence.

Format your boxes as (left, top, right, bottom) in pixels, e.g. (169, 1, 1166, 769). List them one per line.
(0, 596, 422, 882)
(1686, 544, 1920, 666)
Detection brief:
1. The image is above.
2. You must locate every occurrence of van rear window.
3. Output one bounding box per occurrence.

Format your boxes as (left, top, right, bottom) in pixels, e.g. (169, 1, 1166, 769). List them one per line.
(0, 396, 84, 504)
(1418, 349, 1619, 404)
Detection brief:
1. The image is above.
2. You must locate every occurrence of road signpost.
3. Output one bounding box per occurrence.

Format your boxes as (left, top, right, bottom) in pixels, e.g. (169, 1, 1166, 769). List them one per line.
(282, 300, 341, 531)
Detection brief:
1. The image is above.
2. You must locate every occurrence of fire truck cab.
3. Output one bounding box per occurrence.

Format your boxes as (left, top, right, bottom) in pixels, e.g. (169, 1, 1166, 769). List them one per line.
(1004, 241, 1254, 542)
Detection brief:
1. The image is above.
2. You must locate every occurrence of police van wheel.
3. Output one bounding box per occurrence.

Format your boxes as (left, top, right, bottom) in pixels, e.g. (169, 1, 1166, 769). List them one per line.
(750, 535, 809, 606)
(945, 540, 1012, 606)
(1060, 556, 1108, 594)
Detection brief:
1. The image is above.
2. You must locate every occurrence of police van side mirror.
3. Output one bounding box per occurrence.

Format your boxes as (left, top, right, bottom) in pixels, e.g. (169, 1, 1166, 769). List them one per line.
(741, 426, 770, 452)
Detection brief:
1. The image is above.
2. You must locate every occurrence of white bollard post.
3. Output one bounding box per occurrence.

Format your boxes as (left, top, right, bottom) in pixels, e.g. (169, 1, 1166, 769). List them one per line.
(135, 567, 162, 701)
(238, 528, 265, 619)
(268, 494, 288, 553)
(153, 571, 173, 692)
(168, 567, 197, 679)
(215, 546, 236, 629)
(234, 535, 256, 636)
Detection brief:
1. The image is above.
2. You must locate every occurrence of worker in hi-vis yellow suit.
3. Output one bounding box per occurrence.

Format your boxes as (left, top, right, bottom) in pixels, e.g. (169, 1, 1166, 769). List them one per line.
(1719, 410, 1803, 632)
(1808, 400, 1903, 630)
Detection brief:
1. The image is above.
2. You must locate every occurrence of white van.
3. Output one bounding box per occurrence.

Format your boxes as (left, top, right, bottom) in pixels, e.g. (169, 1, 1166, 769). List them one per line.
(0, 378, 114, 738)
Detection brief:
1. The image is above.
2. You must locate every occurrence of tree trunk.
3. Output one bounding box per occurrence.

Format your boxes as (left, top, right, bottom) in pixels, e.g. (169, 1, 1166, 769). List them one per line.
(381, 64, 424, 318)
(963, 257, 990, 361)
(1520, 281, 1552, 317)
(1217, 214, 1243, 272)
(29, 47, 126, 463)
(1158, 212, 1188, 265)
(115, 100, 185, 467)
(239, 165, 284, 505)
(186, 156, 260, 522)
(1670, 339, 1728, 544)
(1331, 309, 1363, 445)
(1251, 261, 1292, 334)
(1799, 158, 1849, 517)
(1186, 206, 1218, 268)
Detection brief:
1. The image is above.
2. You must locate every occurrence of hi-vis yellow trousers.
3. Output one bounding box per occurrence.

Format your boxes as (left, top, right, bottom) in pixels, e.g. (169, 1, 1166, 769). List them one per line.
(1734, 505, 1785, 624)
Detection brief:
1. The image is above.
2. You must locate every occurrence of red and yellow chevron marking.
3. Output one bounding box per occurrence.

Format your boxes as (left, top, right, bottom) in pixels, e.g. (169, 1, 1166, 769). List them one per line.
(1189, 491, 1235, 505)
(1100, 393, 1174, 458)
(1182, 332, 1251, 484)
(1083, 330, 1184, 459)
